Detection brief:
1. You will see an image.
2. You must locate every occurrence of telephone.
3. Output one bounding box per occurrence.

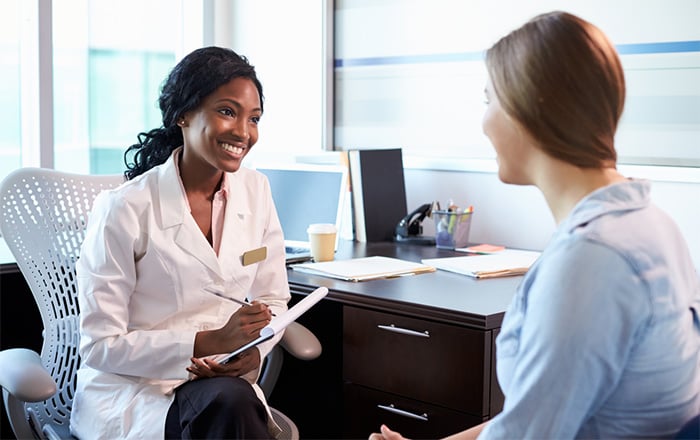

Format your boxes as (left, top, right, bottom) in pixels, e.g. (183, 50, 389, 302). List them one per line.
(395, 203, 436, 245)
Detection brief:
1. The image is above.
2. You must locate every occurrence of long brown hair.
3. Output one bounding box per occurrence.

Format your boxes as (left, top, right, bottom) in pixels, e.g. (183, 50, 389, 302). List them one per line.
(485, 11, 625, 168)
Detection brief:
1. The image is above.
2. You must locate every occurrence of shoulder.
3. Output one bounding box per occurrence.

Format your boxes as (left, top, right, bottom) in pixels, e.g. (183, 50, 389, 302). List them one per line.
(524, 237, 651, 325)
(91, 168, 159, 222)
(566, 181, 688, 275)
(532, 235, 643, 299)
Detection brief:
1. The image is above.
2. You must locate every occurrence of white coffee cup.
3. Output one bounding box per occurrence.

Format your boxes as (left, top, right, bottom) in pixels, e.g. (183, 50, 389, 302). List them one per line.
(307, 223, 337, 262)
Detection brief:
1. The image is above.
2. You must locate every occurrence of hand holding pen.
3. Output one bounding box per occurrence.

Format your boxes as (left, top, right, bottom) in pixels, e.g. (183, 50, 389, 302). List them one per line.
(191, 288, 273, 368)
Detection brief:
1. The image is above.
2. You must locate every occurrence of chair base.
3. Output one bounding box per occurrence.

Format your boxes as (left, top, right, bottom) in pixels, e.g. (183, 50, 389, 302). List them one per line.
(270, 407, 299, 440)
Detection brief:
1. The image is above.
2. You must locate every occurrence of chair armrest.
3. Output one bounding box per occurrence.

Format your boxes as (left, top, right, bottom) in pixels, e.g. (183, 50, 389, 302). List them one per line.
(279, 322, 322, 361)
(0, 348, 56, 402)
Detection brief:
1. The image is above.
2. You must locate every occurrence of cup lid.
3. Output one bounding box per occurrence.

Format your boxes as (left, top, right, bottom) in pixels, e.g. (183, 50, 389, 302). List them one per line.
(307, 223, 337, 234)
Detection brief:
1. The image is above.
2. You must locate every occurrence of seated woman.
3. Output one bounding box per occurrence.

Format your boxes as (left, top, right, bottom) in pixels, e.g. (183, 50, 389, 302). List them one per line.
(371, 10, 700, 440)
(71, 47, 289, 439)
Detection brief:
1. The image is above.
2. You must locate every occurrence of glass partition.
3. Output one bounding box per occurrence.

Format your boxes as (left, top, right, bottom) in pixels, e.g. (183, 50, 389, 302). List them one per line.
(334, 0, 700, 167)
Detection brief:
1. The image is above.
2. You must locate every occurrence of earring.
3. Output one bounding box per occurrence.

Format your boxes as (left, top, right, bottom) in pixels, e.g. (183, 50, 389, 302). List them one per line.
(177, 119, 186, 127)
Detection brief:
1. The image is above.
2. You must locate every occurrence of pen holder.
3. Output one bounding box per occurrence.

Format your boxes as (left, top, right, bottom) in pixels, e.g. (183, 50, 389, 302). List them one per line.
(432, 210, 473, 249)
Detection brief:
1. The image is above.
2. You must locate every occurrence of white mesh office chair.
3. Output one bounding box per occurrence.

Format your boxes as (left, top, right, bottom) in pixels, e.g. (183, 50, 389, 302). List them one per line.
(0, 167, 319, 440)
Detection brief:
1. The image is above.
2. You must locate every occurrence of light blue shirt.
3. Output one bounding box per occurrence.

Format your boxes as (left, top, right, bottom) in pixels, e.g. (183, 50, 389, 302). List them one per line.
(481, 180, 700, 439)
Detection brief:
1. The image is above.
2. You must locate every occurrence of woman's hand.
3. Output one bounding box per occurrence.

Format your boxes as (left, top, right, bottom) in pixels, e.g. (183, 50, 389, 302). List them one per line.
(194, 300, 272, 358)
(369, 425, 408, 440)
(219, 301, 273, 350)
(187, 347, 261, 379)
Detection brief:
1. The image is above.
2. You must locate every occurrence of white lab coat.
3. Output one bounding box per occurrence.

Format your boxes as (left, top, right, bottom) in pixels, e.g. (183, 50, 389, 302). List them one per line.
(70, 150, 290, 439)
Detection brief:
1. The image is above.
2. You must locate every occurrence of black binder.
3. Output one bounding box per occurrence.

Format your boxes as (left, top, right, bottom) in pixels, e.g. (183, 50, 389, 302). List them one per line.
(348, 148, 408, 242)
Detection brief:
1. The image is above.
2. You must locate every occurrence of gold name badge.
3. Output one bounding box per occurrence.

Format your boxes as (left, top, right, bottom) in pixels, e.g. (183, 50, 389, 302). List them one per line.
(242, 246, 267, 266)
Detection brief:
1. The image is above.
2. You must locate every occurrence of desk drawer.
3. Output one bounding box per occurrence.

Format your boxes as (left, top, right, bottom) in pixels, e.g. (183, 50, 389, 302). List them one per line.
(343, 383, 481, 439)
(343, 306, 490, 414)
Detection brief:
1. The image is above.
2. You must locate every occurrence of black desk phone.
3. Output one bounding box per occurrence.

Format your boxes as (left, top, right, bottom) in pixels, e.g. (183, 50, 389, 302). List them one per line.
(395, 203, 436, 245)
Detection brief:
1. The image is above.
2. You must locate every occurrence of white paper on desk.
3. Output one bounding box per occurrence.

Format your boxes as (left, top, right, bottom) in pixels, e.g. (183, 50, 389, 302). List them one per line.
(422, 249, 541, 279)
(215, 286, 328, 364)
(291, 256, 435, 282)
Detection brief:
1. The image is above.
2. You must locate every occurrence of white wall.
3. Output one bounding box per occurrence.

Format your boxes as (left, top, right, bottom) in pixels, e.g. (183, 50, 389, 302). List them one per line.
(404, 168, 700, 271)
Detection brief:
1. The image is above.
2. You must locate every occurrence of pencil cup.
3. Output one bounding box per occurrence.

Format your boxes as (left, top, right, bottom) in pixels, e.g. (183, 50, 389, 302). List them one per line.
(307, 223, 337, 262)
(432, 210, 473, 249)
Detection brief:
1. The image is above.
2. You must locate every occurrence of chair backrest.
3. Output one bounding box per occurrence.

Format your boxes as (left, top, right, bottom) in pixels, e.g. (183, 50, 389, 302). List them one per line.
(0, 168, 123, 435)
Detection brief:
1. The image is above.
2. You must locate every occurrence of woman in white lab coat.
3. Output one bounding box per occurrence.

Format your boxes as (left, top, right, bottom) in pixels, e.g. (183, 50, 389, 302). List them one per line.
(70, 47, 290, 439)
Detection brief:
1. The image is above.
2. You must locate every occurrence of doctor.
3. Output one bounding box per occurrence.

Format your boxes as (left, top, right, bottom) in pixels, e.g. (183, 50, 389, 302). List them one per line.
(70, 47, 289, 439)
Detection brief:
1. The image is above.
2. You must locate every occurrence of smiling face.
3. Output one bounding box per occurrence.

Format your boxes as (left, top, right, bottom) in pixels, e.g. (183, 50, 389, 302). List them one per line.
(180, 76, 262, 175)
(482, 79, 536, 185)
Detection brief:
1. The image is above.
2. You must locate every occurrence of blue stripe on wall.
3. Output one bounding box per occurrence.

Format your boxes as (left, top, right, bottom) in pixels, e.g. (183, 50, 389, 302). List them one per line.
(335, 51, 484, 68)
(335, 40, 700, 68)
(615, 40, 700, 55)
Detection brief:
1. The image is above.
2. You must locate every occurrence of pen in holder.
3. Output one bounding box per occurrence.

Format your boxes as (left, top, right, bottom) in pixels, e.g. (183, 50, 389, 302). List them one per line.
(432, 209, 474, 249)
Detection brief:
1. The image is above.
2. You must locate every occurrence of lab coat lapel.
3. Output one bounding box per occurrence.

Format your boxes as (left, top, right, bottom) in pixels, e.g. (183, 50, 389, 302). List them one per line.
(157, 157, 224, 279)
(218, 171, 252, 272)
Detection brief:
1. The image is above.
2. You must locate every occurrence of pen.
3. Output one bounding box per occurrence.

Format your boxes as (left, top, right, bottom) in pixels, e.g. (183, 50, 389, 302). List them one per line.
(203, 287, 276, 316)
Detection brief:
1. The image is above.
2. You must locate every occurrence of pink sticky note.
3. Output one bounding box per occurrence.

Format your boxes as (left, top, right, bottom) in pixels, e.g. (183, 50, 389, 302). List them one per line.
(466, 244, 506, 253)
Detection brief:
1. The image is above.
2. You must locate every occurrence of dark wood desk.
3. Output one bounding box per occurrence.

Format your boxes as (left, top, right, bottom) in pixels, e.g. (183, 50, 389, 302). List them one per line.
(271, 241, 521, 439)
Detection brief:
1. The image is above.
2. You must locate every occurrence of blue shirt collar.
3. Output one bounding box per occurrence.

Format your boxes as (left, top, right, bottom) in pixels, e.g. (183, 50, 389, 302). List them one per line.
(560, 179, 651, 234)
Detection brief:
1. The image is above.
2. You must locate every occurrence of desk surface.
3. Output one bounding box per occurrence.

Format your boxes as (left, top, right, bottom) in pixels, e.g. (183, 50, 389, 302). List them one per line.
(288, 240, 522, 329)
(0, 236, 521, 329)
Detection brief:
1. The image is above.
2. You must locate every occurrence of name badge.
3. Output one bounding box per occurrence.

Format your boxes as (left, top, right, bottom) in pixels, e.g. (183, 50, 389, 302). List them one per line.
(242, 246, 267, 266)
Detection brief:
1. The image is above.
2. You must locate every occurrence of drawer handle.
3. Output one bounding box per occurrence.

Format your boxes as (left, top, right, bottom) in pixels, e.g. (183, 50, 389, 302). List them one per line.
(377, 324, 430, 338)
(377, 404, 428, 421)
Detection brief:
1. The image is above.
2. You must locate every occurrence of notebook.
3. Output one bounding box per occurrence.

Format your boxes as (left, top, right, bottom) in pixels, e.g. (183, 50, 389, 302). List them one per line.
(422, 249, 541, 279)
(255, 163, 348, 264)
(291, 256, 435, 282)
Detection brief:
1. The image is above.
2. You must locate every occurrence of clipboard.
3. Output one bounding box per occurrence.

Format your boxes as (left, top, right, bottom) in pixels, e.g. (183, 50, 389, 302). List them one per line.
(216, 286, 328, 364)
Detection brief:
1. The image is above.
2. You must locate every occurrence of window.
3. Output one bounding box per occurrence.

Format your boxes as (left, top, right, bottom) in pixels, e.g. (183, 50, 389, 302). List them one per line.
(52, 0, 199, 175)
(3, 0, 698, 184)
(0, 0, 202, 184)
(334, 0, 700, 167)
(0, 1, 25, 179)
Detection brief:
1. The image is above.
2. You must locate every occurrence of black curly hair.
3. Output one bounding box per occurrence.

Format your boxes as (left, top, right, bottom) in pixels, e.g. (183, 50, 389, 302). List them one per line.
(123, 46, 264, 180)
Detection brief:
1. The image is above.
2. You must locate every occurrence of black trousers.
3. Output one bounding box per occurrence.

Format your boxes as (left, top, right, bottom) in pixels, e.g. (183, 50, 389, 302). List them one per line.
(164, 376, 271, 439)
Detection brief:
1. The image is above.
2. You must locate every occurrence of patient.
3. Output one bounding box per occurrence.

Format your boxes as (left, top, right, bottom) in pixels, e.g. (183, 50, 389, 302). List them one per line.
(371, 10, 700, 440)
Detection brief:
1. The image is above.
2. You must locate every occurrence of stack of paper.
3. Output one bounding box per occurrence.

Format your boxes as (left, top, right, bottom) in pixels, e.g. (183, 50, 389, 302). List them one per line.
(422, 249, 541, 279)
(291, 256, 435, 282)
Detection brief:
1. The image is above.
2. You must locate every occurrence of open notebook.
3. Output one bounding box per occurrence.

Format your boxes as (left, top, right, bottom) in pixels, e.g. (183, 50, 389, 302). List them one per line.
(255, 163, 348, 264)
